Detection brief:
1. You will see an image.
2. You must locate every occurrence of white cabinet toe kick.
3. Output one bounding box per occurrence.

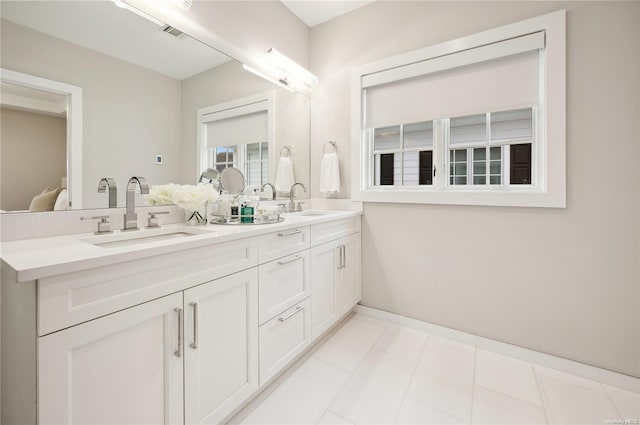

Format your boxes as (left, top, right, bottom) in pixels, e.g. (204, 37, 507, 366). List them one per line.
(1, 215, 361, 425)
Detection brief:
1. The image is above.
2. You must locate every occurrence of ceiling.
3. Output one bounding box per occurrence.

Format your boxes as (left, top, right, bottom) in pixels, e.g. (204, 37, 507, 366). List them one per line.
(280, 0, 374, 27)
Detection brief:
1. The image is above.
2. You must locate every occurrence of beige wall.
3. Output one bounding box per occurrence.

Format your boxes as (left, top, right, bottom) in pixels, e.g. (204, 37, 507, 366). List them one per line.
(0, 108, 66, 211)
(1, 20, 182, 209)
(309, 2, 640, 377)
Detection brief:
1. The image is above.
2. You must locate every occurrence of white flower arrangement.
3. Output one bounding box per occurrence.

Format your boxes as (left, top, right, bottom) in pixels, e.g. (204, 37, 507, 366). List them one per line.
(146, 183, 219, 211)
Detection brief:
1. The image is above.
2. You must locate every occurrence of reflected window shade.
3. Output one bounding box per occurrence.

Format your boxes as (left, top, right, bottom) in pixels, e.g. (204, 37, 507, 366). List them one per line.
(365, 50, 541, 129)
(491, 108, 533, 141)
(205, 110, 267, 148)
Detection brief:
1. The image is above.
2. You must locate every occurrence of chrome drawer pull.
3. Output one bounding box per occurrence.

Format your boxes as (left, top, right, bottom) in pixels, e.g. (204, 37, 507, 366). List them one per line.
(277, 229, 302, 237)
(341, 245, 346, 268)
(336, 246, 343, 269)
(278, 306, 303, 322)
(277, 255, 301, 266)
(189, 302, 198, 349)
(174, 307, 183, 357)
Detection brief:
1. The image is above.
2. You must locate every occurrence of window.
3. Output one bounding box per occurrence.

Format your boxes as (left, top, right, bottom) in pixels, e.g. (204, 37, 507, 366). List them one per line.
(197, 91, 275, 190)
(352, 10, 566, 207)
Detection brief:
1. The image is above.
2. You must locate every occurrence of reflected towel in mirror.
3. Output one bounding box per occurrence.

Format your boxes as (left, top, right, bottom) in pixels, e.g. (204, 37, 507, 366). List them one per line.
(275, 156, 295, 193)
(320, 152, 340, 196)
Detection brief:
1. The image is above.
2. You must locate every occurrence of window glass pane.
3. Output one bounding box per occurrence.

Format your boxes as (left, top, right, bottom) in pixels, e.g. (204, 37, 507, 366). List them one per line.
(227, 146, 236, 162)
(450, 149, 467, 185)
(473, 176, 486, 185)
(491, 108, 532, 142)
(374, 126, 401, 151)
(490, 146, 501, 160)
(261, 161, 269, 185)
(247, 143, 261, 161)
(403, 151, 419, 186)
(490, 161, 501, 174)
(473, 162, 486, 175)
(450, 114, 486, 145)
(404, 121, 433, 149)
(246, 161, 261, 186)
(473, 147, 486, 161)
(216, 146, 228, 163)
(419, 151, 433, 185)
(375, 153, 396, 185)
(490, 176, 501, 184)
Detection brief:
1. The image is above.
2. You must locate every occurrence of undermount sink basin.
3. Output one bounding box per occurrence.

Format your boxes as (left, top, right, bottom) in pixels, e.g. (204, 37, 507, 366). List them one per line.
(82, 227, 212, 249)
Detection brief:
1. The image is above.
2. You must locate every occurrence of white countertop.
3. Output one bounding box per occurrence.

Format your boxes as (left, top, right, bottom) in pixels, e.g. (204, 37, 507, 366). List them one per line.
(1, 209, 361, 282)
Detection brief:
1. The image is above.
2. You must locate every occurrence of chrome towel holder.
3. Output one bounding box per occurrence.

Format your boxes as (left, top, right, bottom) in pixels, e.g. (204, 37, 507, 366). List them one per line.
(280, 145, 292, 158)
(323, 141, 337, 154)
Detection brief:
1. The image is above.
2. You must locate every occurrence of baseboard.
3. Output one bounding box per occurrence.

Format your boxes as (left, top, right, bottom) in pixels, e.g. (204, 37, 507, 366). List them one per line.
(354, 304, 640, 394)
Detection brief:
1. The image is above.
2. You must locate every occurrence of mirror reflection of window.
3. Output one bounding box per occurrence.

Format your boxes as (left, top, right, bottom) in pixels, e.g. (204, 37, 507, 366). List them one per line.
(200, 93, 274, 192)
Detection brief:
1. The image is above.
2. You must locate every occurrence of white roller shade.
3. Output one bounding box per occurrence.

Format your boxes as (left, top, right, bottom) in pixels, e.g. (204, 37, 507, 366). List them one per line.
(364, 32, 544, 128)
(203, 101, 268, 148)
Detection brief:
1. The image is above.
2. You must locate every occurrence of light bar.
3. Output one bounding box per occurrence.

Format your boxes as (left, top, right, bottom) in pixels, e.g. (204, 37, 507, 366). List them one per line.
(112, 0, 165, 26)
(266, 48, 318, 89)
(242, 64, 295, 93)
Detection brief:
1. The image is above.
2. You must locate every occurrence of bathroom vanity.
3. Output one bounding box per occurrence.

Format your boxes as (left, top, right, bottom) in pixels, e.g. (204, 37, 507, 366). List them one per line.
(1, 210, 361, 425)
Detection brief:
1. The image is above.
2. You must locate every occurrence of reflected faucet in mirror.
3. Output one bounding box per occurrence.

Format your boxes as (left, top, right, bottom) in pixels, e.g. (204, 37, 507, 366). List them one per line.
(97, 178, 117, 208)
(261, 183, 276, 200)
(123, 176, 150, 231)
(289, 183, 307, 212)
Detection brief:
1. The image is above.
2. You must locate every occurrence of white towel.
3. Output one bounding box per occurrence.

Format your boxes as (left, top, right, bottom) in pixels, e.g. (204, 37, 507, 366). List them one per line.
(320, 152, 341, 196)
(275, 156, 295, 193)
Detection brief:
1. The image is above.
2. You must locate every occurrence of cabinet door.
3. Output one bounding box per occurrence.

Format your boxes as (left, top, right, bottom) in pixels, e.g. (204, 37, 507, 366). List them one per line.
(184, 268, 258, 425)
(310, 239, 341, 340)
(38, 293, 184, 425)
(336, 233, 362, 317)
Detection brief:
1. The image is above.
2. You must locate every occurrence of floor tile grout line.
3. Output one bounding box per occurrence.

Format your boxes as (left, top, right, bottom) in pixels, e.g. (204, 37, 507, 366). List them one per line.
(390, 334, 430, 424)
(474, 384, 551, 423)
(601, 382, 624, 419)
(531, 365, 552, 425)
(469, 343, 478, 424)
(316, 317, 389, 424)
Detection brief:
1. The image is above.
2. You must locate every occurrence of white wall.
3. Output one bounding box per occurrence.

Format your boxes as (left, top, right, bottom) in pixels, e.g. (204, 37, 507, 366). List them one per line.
(1, 20, 182, 209)
(309, 1, 640, 377)
(0, 108, 66, 211)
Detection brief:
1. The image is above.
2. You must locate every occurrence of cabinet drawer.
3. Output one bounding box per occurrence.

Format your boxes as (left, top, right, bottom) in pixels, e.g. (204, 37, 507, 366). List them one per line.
(259, 298, 311, 385)
(258, 226, 310, 264)
(258, 250, 310, 325)
(310, 217, 361, 247)
(38, 238, 258, 336)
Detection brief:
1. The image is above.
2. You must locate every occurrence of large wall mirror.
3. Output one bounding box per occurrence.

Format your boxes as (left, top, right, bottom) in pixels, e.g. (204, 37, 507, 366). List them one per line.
(0, 0, 310, 212)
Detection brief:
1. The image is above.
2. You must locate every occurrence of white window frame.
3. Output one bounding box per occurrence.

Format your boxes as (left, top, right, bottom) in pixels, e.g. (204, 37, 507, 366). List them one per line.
(351, 10, 566, 208)
(197, 90, 276, 190)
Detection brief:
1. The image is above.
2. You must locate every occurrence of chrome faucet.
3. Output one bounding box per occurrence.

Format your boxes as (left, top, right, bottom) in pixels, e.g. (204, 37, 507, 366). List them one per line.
(289, 182, 307, 212)
(123, 176, 150, 231)
(97, 177, 117, 208)
(261, 183, 276, 200)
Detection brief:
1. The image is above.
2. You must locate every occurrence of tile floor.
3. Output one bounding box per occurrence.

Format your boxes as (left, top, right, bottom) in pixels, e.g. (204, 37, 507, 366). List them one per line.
(229, 313, 640, 425)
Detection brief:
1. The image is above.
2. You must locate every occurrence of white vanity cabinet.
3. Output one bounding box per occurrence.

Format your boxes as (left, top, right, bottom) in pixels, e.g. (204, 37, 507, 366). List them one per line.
(257, 226, 313, 385)
(38, 293, 185, 425)
(184, 269, 258, 425)
(1, 212, 362, 425)
(310, 217, 362, 340)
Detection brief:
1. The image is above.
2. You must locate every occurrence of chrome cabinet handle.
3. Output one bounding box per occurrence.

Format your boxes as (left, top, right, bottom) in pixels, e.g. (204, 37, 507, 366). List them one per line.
(189, 302, 198, 349)
(342, 245, 347, 268)
(336, 246, 343, 270)
(277, 229, 302, 237)
(278, 305, 303, 322)
(277, 255, 301, 266)
(174, 307, 183, 357)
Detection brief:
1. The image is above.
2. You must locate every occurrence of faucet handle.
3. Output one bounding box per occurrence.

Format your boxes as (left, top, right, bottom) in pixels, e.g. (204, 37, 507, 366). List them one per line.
(296, 202, 305, 212)
(81, 215, 113, 235)
(147, 211, 170, 229)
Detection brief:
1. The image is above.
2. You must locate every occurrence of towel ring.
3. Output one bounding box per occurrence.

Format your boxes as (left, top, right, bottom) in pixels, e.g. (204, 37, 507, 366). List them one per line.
(323, 141, 337, 154)
(280, 145, 292, 158)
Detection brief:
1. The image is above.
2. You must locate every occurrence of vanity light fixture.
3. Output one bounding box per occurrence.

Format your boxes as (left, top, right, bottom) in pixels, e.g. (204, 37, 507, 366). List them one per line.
(166, 0, 192, 10)
(266, 48, 318, 89)
(242, 64, 295, 93)
(111, 0, 165, 26)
